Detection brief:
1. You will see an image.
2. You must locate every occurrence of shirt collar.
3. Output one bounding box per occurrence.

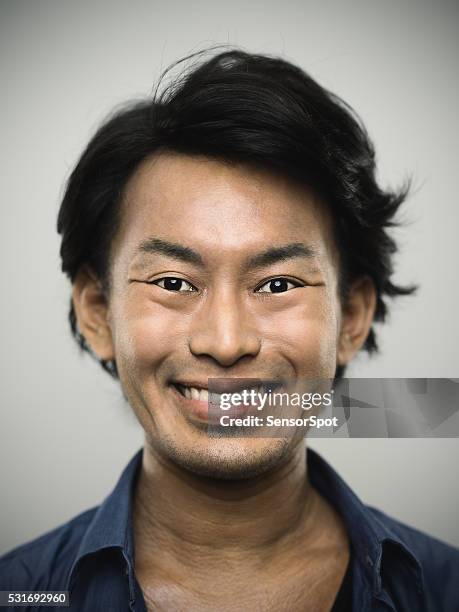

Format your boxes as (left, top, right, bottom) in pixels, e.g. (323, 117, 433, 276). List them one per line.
(65, 448, 143, 599)
(307, 447, 425, 598)
(66, 446, 425, 602)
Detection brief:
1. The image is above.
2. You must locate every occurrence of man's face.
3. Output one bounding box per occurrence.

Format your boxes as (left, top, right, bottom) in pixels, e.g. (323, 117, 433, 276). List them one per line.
(102, 153, 343, 478)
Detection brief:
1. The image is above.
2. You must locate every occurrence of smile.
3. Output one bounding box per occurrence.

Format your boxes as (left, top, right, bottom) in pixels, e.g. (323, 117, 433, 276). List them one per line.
(173, 382, 281, 399)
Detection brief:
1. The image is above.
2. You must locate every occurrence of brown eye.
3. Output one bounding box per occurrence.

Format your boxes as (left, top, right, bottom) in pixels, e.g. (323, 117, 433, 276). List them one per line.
(154, 277, 197, 292)
(256, 278, 301, 293)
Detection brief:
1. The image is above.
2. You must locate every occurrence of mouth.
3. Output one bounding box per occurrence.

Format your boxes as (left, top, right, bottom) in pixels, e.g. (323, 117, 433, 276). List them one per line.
(170, 379, 283, 423)
(173, 379, 282, 396)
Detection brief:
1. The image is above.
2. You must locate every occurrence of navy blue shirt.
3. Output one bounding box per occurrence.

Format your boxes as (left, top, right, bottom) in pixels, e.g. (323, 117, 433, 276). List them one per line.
(1, 448, 458, 611)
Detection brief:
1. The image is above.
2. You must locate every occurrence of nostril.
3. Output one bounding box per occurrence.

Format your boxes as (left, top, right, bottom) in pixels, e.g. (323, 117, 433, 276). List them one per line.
(188, 332, 261, 367)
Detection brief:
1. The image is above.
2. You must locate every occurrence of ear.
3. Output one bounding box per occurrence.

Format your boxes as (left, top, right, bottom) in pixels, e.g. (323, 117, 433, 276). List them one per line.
(337, 276, 377, 367)
(72, 267, 115, 361)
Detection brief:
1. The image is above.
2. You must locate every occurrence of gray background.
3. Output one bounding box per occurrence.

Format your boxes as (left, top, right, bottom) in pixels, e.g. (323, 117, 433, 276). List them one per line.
(1, 0, 458, 554)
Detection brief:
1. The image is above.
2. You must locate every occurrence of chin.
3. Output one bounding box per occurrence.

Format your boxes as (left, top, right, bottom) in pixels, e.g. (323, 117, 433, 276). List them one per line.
(155, 434, 295, 481)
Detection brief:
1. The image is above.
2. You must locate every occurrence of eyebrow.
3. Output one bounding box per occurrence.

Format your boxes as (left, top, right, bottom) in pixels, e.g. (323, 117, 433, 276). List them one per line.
(135, 238, 317, 269)
(245, 243, 317, 269)
(136, 238, 205, 266)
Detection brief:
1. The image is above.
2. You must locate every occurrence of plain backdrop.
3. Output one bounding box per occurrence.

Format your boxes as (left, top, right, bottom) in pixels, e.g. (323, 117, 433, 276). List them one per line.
(1, 0, 458, 554)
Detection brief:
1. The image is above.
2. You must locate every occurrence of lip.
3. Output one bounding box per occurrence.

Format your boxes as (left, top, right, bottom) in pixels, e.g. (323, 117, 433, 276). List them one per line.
(170, 383, 220, 424)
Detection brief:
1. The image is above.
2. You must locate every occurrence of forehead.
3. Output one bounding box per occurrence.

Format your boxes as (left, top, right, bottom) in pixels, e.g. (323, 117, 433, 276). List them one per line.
(114, 152, 337, 265)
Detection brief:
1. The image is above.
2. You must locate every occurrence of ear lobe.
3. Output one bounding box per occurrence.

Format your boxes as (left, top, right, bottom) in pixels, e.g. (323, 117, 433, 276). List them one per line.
(72, 267, 115, 361)
(337, 276, 377, 367)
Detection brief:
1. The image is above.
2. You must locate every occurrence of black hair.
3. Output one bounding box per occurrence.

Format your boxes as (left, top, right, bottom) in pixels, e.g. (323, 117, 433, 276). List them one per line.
(57, 48, 416, 379)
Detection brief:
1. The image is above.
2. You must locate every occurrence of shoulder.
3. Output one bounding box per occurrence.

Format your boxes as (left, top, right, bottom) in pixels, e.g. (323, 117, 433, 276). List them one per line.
(0, 507, 98, 590)
(368, 507, 459, 607)
(369, 506, 459, 566)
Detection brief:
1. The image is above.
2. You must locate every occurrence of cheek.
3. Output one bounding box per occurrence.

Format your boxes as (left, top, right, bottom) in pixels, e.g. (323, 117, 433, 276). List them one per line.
(259, 288, 339, 377)
(110, 295, 186, 376)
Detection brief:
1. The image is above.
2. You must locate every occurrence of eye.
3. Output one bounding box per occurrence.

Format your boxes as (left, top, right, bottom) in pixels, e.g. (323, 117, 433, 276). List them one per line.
(152, 277, 197, 292)
(256, 278, 303, 293)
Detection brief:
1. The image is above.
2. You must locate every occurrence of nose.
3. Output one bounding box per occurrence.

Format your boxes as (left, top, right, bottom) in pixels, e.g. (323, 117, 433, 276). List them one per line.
(188, 286, 261, 367)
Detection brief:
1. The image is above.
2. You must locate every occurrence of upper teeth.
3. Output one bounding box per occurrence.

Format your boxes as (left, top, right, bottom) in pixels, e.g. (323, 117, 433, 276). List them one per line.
(178, 385, 270, 401)
(179, 386, 209, 402)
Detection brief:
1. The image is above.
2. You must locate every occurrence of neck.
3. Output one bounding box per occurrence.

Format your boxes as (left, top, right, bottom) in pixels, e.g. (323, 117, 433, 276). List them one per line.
(133, 439, 332, 573)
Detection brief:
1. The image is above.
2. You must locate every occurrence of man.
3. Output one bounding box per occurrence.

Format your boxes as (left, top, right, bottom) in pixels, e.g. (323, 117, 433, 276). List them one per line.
(1, 49, 458, 611)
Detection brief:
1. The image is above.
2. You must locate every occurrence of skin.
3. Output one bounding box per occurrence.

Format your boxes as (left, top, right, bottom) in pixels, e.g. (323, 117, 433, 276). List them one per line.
(73, 152, 376, 611)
